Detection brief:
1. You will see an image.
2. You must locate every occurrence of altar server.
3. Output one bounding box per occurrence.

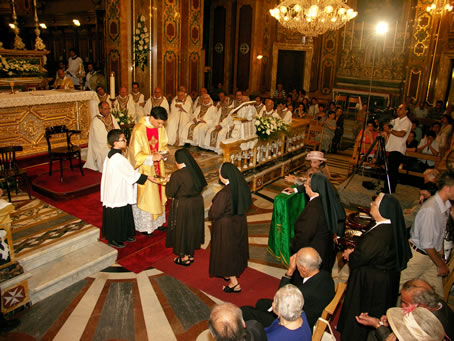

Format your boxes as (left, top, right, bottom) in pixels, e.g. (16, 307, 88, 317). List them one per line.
(66, 48, 84, 87)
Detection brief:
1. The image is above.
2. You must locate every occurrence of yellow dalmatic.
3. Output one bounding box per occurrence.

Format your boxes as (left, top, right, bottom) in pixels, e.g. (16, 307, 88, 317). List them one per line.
(128, 117, 168, 220)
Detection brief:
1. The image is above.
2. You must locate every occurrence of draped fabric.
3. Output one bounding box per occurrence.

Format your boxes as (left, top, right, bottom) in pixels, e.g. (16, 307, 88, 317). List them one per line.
(174, 149, 207, 192)
(310, 173, 346, 236)
(220, 163, 252, 215)
(378, 194, 412, 271)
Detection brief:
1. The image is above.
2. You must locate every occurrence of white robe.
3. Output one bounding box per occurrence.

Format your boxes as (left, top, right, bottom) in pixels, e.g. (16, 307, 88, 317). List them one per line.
(277, 110, 292, 125)
(101, 152, 141, 208)
(85, 71, 97, 90)
(113, 95, 136, 123)
(143, 97, 170, 117)
(168, 96, 192, 145)
(184, 105, 218, 146)
(84, 114, 120, 172)
(192, 95, 214, 113)
(203, 104, 234, 153)
(131, 93, 145, 123)
(66, 56, 84, 86)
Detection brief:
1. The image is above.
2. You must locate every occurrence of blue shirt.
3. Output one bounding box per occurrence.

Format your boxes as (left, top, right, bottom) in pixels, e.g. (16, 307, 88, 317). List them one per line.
(265, 311, 312, 341)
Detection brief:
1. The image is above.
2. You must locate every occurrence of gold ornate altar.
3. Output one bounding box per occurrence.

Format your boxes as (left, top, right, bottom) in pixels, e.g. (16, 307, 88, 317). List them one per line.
(221, 118, 310, 191)
(0, 90, 98, 157)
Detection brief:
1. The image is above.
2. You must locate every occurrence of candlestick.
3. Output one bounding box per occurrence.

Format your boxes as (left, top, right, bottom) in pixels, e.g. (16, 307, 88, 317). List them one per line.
(110, 72, 116, 99)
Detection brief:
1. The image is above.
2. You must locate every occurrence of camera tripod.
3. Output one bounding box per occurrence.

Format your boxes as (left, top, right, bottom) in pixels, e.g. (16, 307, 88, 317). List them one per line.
(343, 135, 391, 193)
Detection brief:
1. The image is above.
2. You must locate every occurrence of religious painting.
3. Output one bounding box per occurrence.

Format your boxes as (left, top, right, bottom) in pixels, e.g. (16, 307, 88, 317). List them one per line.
(356, 0, 404, 22)
(0, 228, 14, 270)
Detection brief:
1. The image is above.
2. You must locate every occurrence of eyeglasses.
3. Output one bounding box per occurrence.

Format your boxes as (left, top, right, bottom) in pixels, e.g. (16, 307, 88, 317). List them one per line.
(118, 139, 127, 142)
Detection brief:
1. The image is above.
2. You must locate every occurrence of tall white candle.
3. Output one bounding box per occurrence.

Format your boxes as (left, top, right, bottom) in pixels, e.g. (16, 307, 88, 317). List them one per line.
(110, 72, 115, 99)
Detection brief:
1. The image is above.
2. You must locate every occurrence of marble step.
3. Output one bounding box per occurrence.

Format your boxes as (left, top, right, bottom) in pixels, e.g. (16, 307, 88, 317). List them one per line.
(18, 227, 101, 272)
(28, 241, 117, 304)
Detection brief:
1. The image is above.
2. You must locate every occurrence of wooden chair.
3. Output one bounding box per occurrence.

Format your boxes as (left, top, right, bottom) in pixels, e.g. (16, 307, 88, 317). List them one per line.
(335, 95, 347, 110)
(304, 124, 324, 151)
(443, 253, 454, 302)
(0, 146, 32, 202)
(347, 97, 361, 114)
(312, 281, 347, 341)
(44, 125, 84, 183)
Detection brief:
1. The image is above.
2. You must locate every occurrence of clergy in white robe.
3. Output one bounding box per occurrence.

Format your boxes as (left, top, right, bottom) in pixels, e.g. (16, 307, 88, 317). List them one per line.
(192, 87, 213, 113)
(276, 104, 292, 125)
(203, 95, 233, 153)
(66, 48, 84, 87)
(113, 87, 136, 123)
(101, 130, 147, 248)
(84, 63, 97, 90)
(184, 94, 217, 146)
(258, 99, 276, 118)
(84, 101, 120, 172)
(168, 90, 192, 146)
(131, 82, 145, 123)
(254, 96, 264, 114)
(144, 87, 170, 116)
(53, 69, 75, 90)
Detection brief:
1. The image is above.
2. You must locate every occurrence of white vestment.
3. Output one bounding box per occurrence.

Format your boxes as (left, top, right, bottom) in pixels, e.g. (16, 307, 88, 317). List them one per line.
(66, 56, 84, 86)
(184, 104, 217, 146)
(168, 96, 192, 145)
(85, 71, 97, 90)
(192, 95, 213, 113)
(131, 92, 145, 123)
(113, 95, 136, 123)
(203, 103, 234, 154)
(101, 152, 141, 208)
(84, 114, 120, 172)
(143, 97, 170, 116)
(277, 110, 292, 125)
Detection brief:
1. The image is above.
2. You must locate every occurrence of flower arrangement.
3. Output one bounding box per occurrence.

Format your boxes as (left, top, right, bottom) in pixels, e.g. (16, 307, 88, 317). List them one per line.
(134, 15, 150, 71)
(0, 55, 45, 78)
(112, 108, 134, 126)
(255, 115, 289, 141)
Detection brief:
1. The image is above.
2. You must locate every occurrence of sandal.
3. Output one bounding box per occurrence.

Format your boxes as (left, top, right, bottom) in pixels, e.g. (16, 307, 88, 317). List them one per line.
(174, 256, 191, 267)
(223, 283, 242, 293)
(187, 255, 194, 263)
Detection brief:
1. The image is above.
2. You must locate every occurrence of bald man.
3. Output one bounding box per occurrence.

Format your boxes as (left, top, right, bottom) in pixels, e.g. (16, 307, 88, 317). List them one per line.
(112, 87, 136, 123)
(143, 87, 170, 117)
(192, 87, 213, 112)
(183, 93, 217, 147)
(209, 303, 266, 341)
(241, 247, 335, 329)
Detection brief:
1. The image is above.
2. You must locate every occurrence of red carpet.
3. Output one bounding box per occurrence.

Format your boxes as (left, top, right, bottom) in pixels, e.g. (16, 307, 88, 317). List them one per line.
(152, 248, 280, 306)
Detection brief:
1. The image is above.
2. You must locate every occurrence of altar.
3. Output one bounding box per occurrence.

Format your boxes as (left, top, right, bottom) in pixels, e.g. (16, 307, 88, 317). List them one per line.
(0, 90, 98, 158)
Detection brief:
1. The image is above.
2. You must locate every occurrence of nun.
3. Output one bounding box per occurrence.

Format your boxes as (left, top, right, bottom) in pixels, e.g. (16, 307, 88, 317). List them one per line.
(337, 193, 412, 341)
(165, 149, 207, 266)
(209, 162, 252, 293)
(290, 173, 346, 271)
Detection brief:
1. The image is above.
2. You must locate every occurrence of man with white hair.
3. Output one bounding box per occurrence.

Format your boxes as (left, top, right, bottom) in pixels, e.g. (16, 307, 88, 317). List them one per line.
(192, 87, 213, 112)
(209, 303, 266, 341)
(130, 82, 145, 122)
(112, 87, 136, 123)
(183, 93, 217, 147)
(259, 99, 276, 118)
(241, 247, 335, 328)
(168, 89, 193, 145)
(143, 87, 169, 116)
(203, 91, 233, 153)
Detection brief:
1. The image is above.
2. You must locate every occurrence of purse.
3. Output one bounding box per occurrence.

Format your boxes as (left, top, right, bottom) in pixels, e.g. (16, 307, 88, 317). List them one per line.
(314, 317, 336, 341)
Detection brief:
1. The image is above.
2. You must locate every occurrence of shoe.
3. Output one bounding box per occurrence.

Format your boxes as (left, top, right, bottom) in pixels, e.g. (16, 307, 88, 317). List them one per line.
(223, 283, 242, 293)
(126, 237, 136, 242)
(108, 240, 125, 248)
(157, 226, 167, 231)
(0, 317, 20, 332)
(188, 255, 194, 263)
(174, 256, 191, 267)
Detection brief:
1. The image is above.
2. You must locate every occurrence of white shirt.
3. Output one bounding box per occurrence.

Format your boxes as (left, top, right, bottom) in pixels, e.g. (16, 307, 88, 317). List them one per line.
(385, 115, 412, 154)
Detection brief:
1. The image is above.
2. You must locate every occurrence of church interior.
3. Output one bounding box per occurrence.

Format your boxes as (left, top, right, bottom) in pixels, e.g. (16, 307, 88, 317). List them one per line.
(0, 0, 453, 340)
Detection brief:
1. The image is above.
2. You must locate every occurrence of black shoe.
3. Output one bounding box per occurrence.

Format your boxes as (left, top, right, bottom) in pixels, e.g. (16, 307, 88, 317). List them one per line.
(157, 226, 167, 231)
(108, 240, 125, 248)
(141, 231, 152, 236)
(0, 317, 20, 332)
(126, 237, 136, 242)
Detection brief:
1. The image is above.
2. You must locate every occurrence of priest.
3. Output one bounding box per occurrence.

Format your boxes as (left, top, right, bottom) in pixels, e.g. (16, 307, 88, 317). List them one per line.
(66, 48, 84, 88)
(131, 82, 145, 122)
(203, 92, 233, 154)
(113, 87, 136, 123)
(53, 69, 74, 89)
(168, 90, 192, 146)
(128, 106, 169, 235)
(184, 94, 217, 147)
(84, 101, 120, 172)
(144, 87, 169, 116)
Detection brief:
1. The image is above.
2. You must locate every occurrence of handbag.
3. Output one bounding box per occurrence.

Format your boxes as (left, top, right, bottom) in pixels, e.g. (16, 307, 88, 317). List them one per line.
(314, 317, 336, 341)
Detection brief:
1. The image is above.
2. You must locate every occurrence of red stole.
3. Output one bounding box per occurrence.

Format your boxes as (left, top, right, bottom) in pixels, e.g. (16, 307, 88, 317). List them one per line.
(146, 127, 162, 201)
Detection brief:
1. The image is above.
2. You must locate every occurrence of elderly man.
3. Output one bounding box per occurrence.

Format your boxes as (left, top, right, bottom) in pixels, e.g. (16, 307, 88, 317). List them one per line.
(183, 93, 217, 147)
(259, 99, 276, 118)
(209, 303, 267, 341)
(241, 247, 335, 329)
(53, 68, 74, 89)
(254, 96, 264, 113)
(143, 87, 169, 116)
(112, 87, 136, 123)
(232, 90, 243, 108)
(192, 87, 213, 112)
(131, 82, 145, 122)
(203, 91, 233, 153)
(399, 171, 453, 297)
(84, 101, 120, 172)
(356, 279, 453, 341)
(168, 89, 192, 146)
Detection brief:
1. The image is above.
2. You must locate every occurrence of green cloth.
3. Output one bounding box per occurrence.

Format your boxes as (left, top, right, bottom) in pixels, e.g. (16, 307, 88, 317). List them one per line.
(267, 190, 306, 266)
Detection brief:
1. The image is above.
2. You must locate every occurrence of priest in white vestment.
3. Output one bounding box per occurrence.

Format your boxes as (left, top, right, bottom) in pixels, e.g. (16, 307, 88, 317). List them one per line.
(258, 98, 276, 118)
(112, 87, 136, 123)
(84, 101, 120, 172)
(184, 94, 217, 147)
(131, 82, 145, 122)
(203, 93, 233, 154)
(144, 87, 169, 116)
(66, 48, 84, 87)
(276, 103, 292, 125)
(192, 87, 213, 113)
(168, 90, 192, 146)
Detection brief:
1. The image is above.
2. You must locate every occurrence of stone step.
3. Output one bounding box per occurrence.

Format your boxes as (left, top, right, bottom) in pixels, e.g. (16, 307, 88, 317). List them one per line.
(27, 241, 117, 304)
(17, 227, 101, 272)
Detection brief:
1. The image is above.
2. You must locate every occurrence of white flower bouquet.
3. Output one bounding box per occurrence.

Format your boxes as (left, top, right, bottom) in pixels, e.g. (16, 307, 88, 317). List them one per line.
(112, 108, 134, 126)
(255, 115, 289, 141)
(134, 15, 150, 71)
(0, 55, 45, 78)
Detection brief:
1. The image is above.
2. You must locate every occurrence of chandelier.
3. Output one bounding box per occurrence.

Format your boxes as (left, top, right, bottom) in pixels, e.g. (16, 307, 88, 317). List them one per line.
(269, 0, 358, 37)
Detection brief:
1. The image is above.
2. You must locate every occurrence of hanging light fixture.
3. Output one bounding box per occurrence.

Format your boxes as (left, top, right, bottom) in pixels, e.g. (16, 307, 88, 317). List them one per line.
(269, 0, 358, 37)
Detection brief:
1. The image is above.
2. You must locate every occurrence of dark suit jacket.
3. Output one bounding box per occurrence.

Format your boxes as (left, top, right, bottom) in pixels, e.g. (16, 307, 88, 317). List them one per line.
(279, 269, 335, 328)
(245, 320, 268, 341)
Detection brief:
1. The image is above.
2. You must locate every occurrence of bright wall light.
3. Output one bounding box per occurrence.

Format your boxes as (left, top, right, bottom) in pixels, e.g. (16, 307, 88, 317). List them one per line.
(9, 23, 15, 29)
(73, 19, 81, 26)
(256, 54, 263, 60)
(39, 23, 47, 29)
(376, 21, 389, 35)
